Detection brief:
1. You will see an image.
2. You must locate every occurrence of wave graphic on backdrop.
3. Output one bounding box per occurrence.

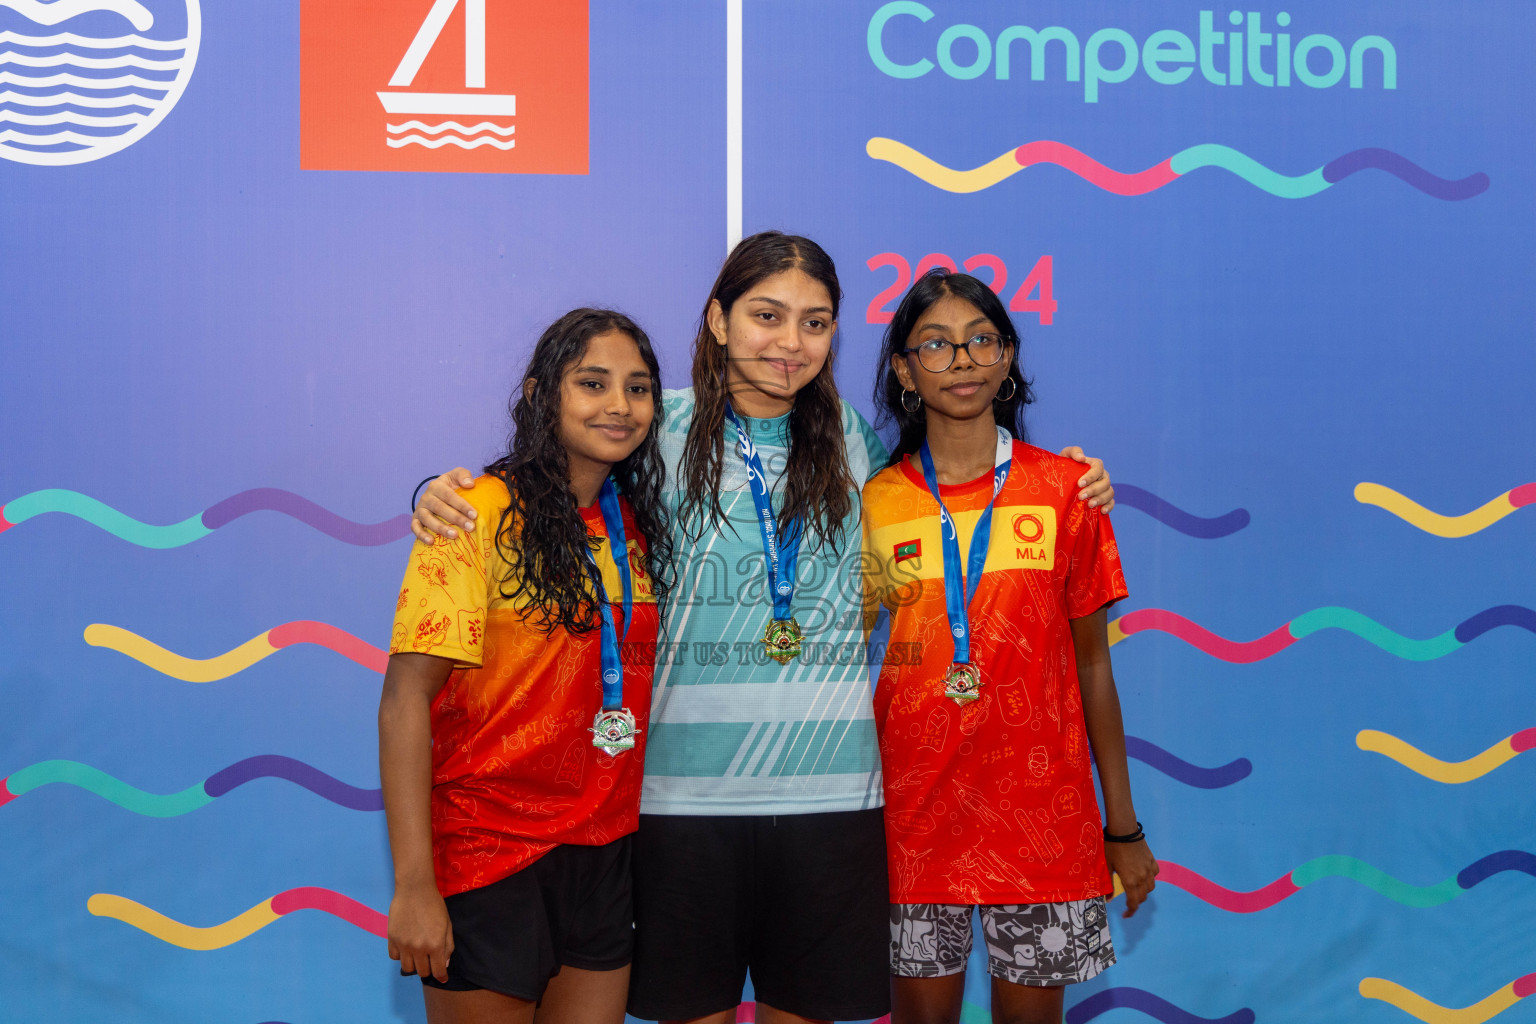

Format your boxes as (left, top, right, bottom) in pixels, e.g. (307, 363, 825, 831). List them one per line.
(1125, 736, 1251, 789)
(88, 887, 385, 949)
(1106, 605, 1536, 662)
(1355, 482, 1536, 537)
(1113, 485, 1250, 538)
(1356, 729, 1536, 783)
(0, 488, 411, 546)
(0, 756, 382, 814)
(84, 621, 387, 680)
(385, 118, 514, 150)
(1147, 851, 1536, 912)
(1066, 988, 1255, 1024)
(0, 0, 200, 165)
(1360, 972, 1536, 1024)
(867, 138, 1490, 200)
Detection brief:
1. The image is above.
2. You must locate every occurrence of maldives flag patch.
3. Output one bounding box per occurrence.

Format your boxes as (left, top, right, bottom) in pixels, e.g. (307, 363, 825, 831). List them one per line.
(893, 539, 922, 563)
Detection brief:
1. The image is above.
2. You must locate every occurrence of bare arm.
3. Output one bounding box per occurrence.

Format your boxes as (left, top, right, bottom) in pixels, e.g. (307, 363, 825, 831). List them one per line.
(379, 652, 456, 980)
(410, 468, 479, 543)
(1071, 608, 1158, 916)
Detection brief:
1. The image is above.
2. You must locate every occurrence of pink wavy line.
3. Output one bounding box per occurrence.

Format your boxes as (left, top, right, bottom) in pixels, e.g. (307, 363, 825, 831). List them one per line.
(268, 621, 388, 673)
(1511, 483, 1536, 509)
(1116, 609, 1297, 663)
(1013, 141, 1179, 196)
(271, 886, 387, 937)
(1156, 861, 1300, 913)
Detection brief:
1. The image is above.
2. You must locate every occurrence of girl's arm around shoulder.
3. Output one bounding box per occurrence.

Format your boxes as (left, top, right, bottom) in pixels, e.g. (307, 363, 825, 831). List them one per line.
(1071, 607, 1158, 917)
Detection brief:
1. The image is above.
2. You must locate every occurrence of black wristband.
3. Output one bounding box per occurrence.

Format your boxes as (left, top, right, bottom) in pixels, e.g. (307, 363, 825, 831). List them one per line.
(410, 474, 438, 513)
(1103, 822, 1145, 844)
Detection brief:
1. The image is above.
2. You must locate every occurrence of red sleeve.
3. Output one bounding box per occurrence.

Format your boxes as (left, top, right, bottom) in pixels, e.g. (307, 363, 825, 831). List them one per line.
(1063, 499, 1129, 619)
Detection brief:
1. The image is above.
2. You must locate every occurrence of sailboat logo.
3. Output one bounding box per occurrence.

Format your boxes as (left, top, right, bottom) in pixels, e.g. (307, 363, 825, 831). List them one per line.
(301, 0, 587, 175)
(0, 0, 199, 166)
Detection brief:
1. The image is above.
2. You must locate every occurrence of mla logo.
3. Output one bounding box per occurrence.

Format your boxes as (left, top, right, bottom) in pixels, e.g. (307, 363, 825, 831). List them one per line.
(0, 0, 200, 166)
(301, 0, 587, 174)
(1012, 512, 1044, 544)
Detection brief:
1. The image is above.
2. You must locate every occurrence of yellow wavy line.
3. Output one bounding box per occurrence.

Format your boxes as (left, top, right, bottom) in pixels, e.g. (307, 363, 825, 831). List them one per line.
(1360, 978, 1520, 1024)
(866, 137, 1023, 194)
(1353, 483, 1518, 538)
(1356, 730, 1519, 784)
(88, 893, 280, 950)
(83, 624, 277, 682)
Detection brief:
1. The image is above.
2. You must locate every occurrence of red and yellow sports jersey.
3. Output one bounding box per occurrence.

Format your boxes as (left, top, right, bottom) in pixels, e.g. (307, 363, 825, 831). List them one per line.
(862, 441, 1128, 905)
(389, 475, 658, 897)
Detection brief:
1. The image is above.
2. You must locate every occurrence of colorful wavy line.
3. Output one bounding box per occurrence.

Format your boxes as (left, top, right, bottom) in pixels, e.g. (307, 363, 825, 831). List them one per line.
(1360, 972, 1536, 1024)
(1153, 850, 1535, 913)
(1357, 728, 1536, 784)
(1355, 482, 1536, 537)
(0, 756, 381, 814)
(0, 488, 410, 547)
(1106, 605, 1536, 662)
(867, 138, 1490, 200)
(84, 621, 387, 680)
(88, 887, 386, 950)
(1067, 988, 1255, 1024)
(1124, 736, 1251, 789)
(1113, 485, 1250, 538)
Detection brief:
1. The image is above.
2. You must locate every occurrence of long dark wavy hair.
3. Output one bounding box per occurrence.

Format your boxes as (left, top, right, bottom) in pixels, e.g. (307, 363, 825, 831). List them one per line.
(676, 230, 856, 551)
(484, 308, 672, 635)
(875, 269, 1035, 468)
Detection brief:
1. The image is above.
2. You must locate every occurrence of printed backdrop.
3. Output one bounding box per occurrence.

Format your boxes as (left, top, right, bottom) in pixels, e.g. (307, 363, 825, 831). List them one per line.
(1, 2, 1531, 1023)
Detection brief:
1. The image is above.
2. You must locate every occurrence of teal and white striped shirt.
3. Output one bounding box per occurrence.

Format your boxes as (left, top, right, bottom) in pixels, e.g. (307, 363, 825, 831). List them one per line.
(641, 388, 888, 816)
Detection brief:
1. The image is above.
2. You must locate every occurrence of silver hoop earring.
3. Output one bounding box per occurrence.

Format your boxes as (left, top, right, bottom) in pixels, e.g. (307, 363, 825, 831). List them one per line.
(900, 388, 922, 413)
(995, 376, 1017, 402)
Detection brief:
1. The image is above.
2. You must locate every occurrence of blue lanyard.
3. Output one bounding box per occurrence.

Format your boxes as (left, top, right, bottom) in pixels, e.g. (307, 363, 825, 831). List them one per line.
(916, 428, 1013, 665)
(724, 405, 802, 620)
(590, 478, 633, 711)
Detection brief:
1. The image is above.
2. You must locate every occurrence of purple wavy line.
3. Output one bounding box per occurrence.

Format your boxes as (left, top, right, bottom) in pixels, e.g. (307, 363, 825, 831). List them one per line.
(1067, 987, 1256, 1024)
(203, 756, 382, 811)
(1321, 148, 1490, 200)
(1457, 850, 1536, 890)
(200, 489, 411, 546)
(1455, 605, 1536, 644)
(1125, 736, 1252, 789)
(1114, 485, 1250, 538)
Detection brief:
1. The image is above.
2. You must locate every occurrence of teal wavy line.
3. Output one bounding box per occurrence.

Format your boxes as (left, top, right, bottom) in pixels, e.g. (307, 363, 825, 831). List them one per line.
(7, 760, 213, 817)
(1288, 607, 1463, 661)
(1170, 145, 1330, 198)
(1292, 855, 1464, 908)
(3, 490, 210, 548)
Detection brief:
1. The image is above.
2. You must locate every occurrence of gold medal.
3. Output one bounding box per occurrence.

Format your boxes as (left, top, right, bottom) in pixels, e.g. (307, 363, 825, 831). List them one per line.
(761, 617, 804, 664)
(942, 662, 983, 705)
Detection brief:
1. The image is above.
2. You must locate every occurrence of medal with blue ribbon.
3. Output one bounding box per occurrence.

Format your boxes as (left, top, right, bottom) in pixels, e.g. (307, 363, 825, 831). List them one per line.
(589, 478, 640, 755)
(724, 405, 804, 664)
(917, 427, 1013, 704)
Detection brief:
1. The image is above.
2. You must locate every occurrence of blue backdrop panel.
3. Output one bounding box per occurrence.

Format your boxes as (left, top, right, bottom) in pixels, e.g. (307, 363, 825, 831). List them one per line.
(1, 2, 1531, 1023)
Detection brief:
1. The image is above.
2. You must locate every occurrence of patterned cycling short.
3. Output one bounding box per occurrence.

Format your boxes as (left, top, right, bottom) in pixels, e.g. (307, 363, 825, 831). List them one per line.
(890, 898, 1115, 986)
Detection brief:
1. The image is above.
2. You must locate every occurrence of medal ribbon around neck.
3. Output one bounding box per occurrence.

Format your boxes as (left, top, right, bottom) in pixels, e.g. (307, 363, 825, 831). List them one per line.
(589, 478, 638, 754)
(724, 405, 805, 663)
(917, 426, 1014, 666)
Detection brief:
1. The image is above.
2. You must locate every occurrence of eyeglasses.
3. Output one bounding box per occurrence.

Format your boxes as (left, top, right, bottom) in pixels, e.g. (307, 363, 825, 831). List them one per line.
(901, 332, 1006, 373)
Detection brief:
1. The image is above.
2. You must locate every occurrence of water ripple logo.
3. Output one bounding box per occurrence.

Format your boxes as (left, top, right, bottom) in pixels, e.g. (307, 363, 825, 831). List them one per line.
(88, 886, 385, 949)
(0, 0, 198, 165)
(1, 755, 382, 814)
(0, 488, 411, 546)
(1107, 605, 1536, 662)
(1355, 481, 1536, 537)
(1356, 728, 1536, 784)
(1361, 972, 1536, 1024)
(85, 620, 387, 680)
(868, 138, 1489, 200)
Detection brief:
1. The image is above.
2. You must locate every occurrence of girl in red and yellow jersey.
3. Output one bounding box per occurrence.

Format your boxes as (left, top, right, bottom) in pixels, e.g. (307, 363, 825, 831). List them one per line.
(863, 271, 1158, 1024)
(379, 309, 672, 1024)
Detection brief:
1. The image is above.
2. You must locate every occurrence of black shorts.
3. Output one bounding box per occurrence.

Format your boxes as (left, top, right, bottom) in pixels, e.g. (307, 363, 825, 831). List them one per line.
(628, 809, 890, 1021)
(419, 836, 633, 1001)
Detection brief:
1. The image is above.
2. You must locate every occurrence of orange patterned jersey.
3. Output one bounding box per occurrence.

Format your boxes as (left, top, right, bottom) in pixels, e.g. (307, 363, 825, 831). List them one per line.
(862, 442, 1128, 905)
(389, 475, 659, 897)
